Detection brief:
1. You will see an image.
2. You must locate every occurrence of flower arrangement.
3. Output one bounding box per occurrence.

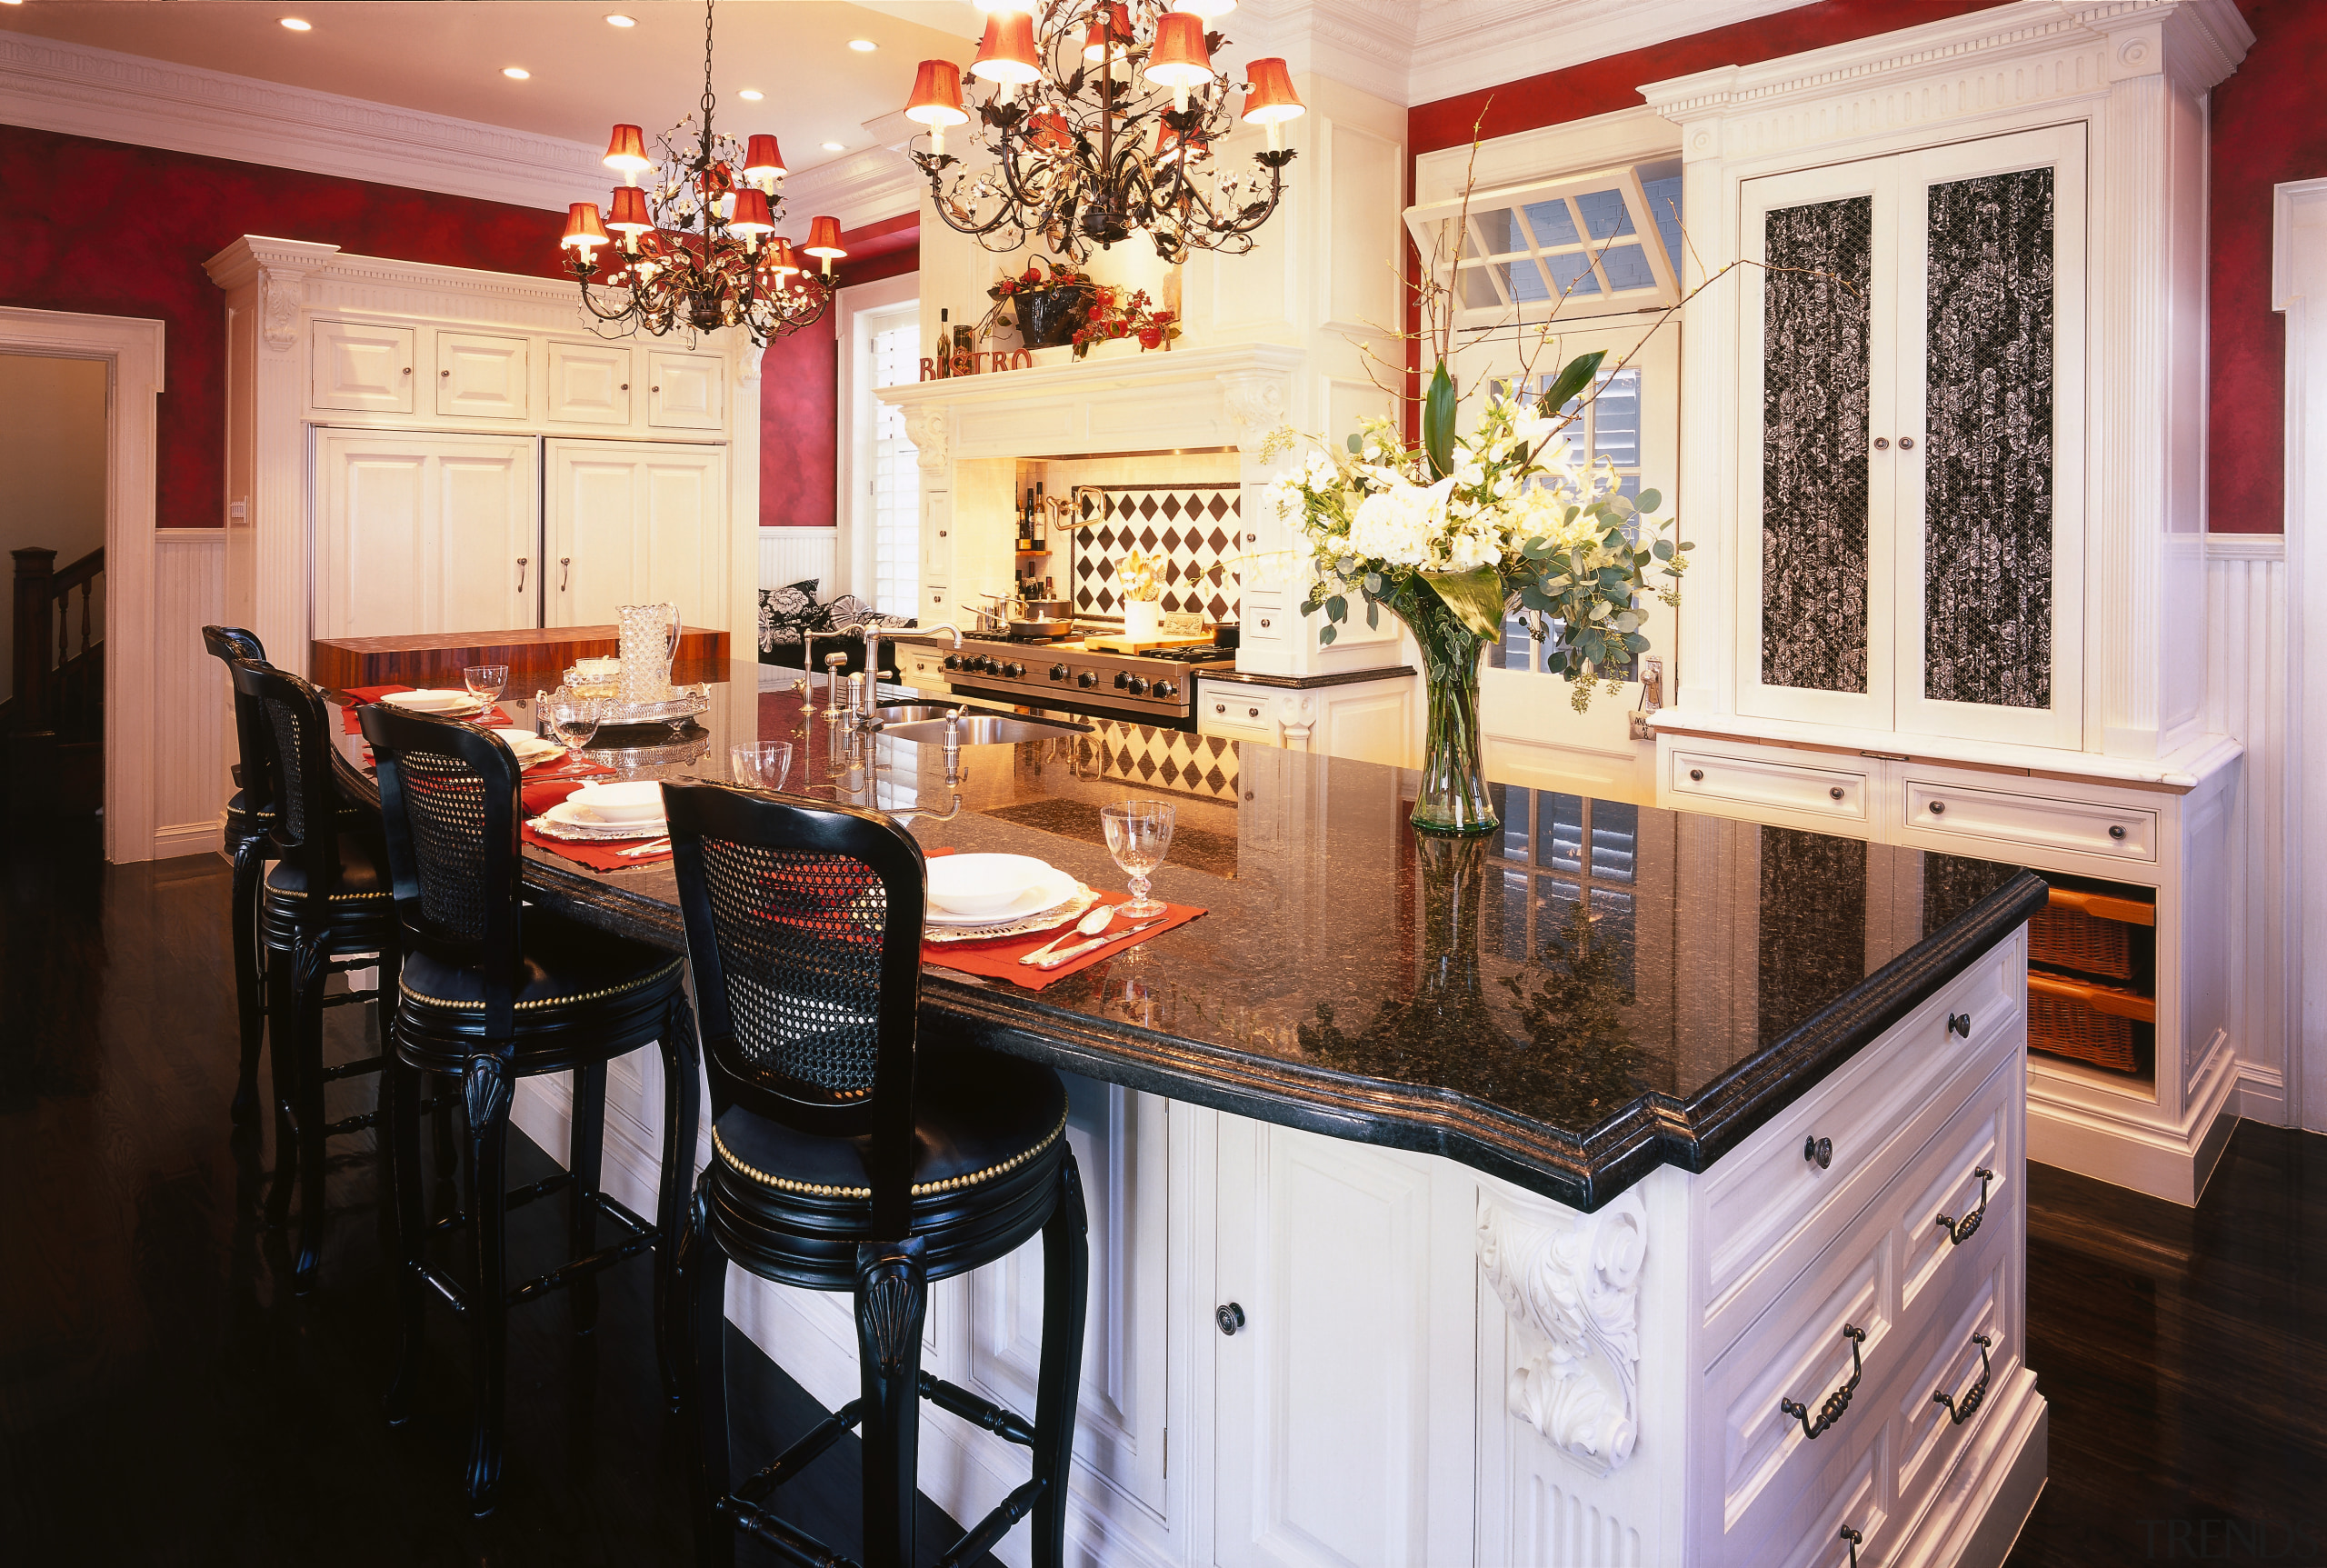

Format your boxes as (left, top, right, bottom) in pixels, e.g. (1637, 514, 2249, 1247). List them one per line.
(984, 256, 1095, 348)
(1117, 546, 1167, 604)
(1072, 285, 1181, 359)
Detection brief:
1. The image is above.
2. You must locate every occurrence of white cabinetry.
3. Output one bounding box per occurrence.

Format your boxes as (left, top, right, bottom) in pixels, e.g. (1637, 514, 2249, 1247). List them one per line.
(544, 439, 729, 631)
(311, 319, 414, 413)
(312, 428, 537, 639)
(434, 330, 531, 420)
(547, 339, 634, 424)
(647, 349, 725, 429)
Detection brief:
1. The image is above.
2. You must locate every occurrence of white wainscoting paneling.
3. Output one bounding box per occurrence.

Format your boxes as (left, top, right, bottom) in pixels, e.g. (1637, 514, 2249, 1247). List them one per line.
(2204, 535, 2292, 1125)
(153, 529, 228, 857)
(760, 526, 840, 595)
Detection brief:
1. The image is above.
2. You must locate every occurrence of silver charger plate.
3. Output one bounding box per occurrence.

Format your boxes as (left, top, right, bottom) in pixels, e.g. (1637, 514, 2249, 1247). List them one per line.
(923, 885, 1099, 944)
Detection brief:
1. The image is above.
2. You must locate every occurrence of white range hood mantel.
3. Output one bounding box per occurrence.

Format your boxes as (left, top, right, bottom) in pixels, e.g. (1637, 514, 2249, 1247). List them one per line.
(875, 340, 1306, 462)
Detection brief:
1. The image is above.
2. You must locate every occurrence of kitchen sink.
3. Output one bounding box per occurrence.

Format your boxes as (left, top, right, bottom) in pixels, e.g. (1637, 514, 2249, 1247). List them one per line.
(872, 704, 964, 724)
(883, 714, 1089, 746)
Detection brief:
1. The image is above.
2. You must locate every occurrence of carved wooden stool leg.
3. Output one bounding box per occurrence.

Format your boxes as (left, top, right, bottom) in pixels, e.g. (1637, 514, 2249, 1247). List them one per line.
(289, 931, 332, 1293)
(264, 944, 298, 1229)
(680, 1183, 736, 1568)
(855, 1234, 929, 1568)
(568, 1061, 607, 1334)
(383, 1054, 429, 1427)
(463, 1049, 514, 1515)
(655, 994, 703, 1407)
(1030, 1155, 1090, 1568)
(228, 834, 266, 1131)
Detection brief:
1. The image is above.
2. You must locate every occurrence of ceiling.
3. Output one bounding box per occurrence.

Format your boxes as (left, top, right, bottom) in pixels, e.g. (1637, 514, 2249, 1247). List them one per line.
(0, 0, 991, 176)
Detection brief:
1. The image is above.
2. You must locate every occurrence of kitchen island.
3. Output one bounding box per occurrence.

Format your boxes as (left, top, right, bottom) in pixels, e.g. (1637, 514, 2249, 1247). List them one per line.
(329, 666, 2049, 1568)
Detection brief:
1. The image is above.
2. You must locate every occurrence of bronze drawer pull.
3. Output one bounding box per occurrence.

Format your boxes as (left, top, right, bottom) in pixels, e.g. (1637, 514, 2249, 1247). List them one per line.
(1948, 1012, 1972, 1038)
(1829, 785, 1845, 800)
(1933, 1333, 1993, 1425)
(1804, 1135, 1832, 1169)
(1934, 1167, 1994, 1246)
(1781, 1323, 1865, 1440)
(1840, 1524, 1863, 1568)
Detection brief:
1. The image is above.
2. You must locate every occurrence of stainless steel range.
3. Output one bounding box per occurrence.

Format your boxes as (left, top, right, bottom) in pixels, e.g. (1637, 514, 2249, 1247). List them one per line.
(942, 632, 1233, 730)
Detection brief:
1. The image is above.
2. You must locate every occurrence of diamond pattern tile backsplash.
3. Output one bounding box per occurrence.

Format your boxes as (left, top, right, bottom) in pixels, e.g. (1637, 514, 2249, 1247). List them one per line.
(1078, 722, 1241, 803)
(1073, 484, 1242, 624)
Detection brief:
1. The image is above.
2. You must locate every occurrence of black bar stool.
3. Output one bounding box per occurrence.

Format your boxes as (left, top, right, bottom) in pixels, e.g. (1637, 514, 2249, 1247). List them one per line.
(231, 660, 402, 1291)
(363, 704, 701, 1515)
(662, 780, 1088, 1568)
(200, 625, 273, 1131)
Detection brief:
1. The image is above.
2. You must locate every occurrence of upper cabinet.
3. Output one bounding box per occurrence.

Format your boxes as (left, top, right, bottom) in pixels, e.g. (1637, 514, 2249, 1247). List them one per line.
(547, 339, 634, 424)
(645, 350, 725, 430)
(1646, 0, 2253, 764)
(1740, 125, 2085, 751)
(434, 331, 531, 420)
(312, 320, 414, 413)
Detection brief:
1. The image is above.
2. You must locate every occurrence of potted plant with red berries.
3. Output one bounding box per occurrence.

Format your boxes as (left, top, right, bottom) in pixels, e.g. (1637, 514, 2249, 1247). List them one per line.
(985, 256, 1095, 348)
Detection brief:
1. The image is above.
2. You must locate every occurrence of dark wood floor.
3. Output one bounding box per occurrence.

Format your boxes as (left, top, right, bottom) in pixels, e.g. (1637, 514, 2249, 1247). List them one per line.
(0, 817, 984, 1566)
(3, 815, 2322, 1565)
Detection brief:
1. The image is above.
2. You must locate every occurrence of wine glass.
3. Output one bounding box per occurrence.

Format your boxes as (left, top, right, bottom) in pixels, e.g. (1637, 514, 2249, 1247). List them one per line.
(545, 686, 603, 760)
(730, 741, 794, 793)
(1101, 798, 1175, 920)
(464, 664, 509, 717)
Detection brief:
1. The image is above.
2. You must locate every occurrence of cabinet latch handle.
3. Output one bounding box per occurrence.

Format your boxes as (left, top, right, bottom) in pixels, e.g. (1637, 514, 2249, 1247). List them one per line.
(1781, 1323, 1866, 1439)
(516, 557, 527, 592)
(559, 556, 571, 591)
(1932, 1333, 1993, 1425)
(1840, 1525, 1863, 1568)
(1934, 1167, 1994, 1246)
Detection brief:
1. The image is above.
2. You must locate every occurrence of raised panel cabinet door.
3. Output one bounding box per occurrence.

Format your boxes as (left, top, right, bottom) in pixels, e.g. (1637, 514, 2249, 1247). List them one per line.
(544, 443, 644, 629)
(311, 320, 415, 413)
(639, 447, 729, 630)
(314, 430, 539, 639)
(434, 331, 531, 420)
(921, 491, 953, 583)
(646, 351, 725, 430)
(1890, 124, 2086, 751)
(1213, 1123, 1477, 1568)
(1736, 156, 1901, 733)
(548, 340, 634, 424)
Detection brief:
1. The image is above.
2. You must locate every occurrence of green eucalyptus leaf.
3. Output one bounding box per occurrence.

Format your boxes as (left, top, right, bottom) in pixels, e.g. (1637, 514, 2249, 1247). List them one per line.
(1363, 572, 1383, 594)
(1299, 596, 1321, 617)
(1420, 565, 1505, 639)
(1346, 433, 1363, 454)
(1320, 624, 1338, 645)
(1624, 632, 1650, 652)
(1366, 598, 1380, 630)
(1325, 594, 1348, 622)
(1535, 350, 1606, 417)
(1423, 361, 1458, 480)
(1653, 539, 1673, 561)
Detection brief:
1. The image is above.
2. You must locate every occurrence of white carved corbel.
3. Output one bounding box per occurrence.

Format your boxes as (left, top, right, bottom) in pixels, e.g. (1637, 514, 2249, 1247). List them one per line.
(904, 404, 951, 476)
(256, 267, 306, 353)
(1216, 369, 1288, 447)
(1476, 1186, 1646, 1473)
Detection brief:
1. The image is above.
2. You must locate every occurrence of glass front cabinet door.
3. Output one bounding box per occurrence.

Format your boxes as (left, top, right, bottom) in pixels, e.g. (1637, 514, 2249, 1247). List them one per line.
(1738, 124, 2085, 749)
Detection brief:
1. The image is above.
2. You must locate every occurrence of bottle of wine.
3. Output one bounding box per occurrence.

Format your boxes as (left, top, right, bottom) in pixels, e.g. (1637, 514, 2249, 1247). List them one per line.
(935, 309, 952, 379)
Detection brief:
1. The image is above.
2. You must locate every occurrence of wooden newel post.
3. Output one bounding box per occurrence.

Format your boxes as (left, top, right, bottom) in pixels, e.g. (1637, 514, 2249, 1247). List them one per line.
(11, 547, 56, 734)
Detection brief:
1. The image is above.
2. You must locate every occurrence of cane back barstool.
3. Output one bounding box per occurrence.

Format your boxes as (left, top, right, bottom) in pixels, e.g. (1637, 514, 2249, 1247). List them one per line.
(201, 625, 274, 1130)
(362, 704, 701, 1514)
(663, 780, 1088, 1568)
(231, 659, 402, 1291)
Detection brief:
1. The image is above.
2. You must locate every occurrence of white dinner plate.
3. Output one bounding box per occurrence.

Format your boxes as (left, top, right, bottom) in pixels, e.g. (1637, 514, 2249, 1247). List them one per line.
(383, 688, 484, 715)
(924, 866, 1081, 926)
(535, 798, 667, 840)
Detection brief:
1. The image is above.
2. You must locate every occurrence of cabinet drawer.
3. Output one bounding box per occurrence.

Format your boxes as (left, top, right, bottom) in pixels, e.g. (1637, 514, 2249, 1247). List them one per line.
(1882, 1243, 2015, 1543)
(901, 649, 952, 692)
(1698, 934, 2022, 1352)
(1200, 691, 1274, 741)
(1672, 749, 1869, 821)
(1732, 1428, 1888, 1568)
(1902, 777, 2156, 861)
(1241, 598, 1287, 644)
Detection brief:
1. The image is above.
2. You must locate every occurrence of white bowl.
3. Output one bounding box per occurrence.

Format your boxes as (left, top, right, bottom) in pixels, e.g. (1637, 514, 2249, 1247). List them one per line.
(570, 780, 664, 824)
(925, 853, 1052, 917)
(384, 688, 476, 714)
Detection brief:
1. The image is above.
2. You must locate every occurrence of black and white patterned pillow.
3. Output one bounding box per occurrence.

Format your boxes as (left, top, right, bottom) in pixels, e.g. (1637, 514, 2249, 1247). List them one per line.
(757, 578, 824, 652)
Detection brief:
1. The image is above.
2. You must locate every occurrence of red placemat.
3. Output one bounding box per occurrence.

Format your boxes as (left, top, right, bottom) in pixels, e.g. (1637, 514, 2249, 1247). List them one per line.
(921, 893, 1204, 991)
(522, 821, 669, 871)
(521, 755, 618, 814)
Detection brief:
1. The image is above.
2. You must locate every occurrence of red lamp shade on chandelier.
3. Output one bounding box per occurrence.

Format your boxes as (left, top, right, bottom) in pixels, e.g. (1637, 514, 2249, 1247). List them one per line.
(1144, 12, 1213, 113)
(1241, 56, 1303, 150)
(727, 187, 774, 239)
(603, 122, 651, 177)
(743, 134, 785, 186)
(971, 10, 1042, 101)
(1084, 2, 1134, 65)
(906, 58, 969, 155)
(803, 215, 848, 274)
(605, 184, 653, 235)
(561, 202, 611, 257)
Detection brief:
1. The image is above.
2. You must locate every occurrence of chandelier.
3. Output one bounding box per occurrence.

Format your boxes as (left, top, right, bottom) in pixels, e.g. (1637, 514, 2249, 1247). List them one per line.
(901, 0, 1303, 265)
(558, 0, 844, 345)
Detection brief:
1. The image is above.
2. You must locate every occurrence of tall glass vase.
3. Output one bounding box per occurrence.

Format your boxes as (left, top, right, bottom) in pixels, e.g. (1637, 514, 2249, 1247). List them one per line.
(1391, 584, 1499, 836)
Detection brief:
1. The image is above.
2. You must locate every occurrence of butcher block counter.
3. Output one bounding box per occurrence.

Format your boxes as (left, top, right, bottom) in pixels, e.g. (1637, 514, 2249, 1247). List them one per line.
(309, 624, 727, 694)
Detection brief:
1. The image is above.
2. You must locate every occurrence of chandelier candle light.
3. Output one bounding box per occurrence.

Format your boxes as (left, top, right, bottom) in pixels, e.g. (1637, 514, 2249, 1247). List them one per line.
(902, 0, 1304, 265)
(558, 0, 845, 345)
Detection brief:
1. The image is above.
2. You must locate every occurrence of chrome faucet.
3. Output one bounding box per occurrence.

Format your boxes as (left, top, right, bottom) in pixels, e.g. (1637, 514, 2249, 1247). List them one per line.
(855, 622, 964, 729)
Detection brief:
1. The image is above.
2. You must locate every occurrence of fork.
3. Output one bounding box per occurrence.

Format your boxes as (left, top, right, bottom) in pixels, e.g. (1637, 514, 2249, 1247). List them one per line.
(615, 838, 671, 857)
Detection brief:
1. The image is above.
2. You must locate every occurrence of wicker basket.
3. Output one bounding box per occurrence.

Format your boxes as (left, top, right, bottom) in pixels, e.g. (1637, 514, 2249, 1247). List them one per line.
(2027, 972, 2153, 1074)
(2029, 887, 2153, 982)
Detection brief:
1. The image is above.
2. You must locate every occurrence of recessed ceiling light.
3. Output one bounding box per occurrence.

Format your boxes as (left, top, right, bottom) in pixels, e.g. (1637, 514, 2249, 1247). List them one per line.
(502, 66, 532, 80)
(279, 16, 313, 30)
(604, 13, 636, 25)
(847, 38, 877, 52)
(822, 141, 845, 152)
(738, 88, 764, 101)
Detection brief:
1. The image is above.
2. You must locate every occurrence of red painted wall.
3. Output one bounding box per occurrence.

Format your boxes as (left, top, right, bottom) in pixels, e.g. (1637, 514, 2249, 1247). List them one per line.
(759, 214, 918, 528)
(0, 125, 570, 531)
(1411, 0, 2327, 534)
(2208, 0, 2327, 534)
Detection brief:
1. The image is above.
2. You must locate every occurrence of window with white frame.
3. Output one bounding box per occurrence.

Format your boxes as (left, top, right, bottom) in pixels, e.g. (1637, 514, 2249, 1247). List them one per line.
(1485, 365, 1645, 671)
(1405, 164, 1684, 326)
(866, 313, 921, 618)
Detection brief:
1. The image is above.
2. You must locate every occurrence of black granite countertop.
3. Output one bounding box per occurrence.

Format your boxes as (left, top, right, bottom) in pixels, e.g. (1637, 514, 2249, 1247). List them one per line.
(330, 663, 2046, 1211)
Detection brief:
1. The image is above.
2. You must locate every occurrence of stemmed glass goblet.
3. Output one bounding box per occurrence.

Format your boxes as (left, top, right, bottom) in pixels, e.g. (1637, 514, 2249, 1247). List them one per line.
(463, 664, 508, 719)
(1101, 798, 1176, 920)
(545, 686, 603, 760)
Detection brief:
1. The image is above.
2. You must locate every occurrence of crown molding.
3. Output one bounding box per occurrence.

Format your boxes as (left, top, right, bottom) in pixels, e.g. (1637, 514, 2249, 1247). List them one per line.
(0, 30, 606, 211)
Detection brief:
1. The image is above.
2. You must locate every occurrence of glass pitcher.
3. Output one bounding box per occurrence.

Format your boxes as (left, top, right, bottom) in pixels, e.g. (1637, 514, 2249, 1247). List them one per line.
(615, 602, 682, 704)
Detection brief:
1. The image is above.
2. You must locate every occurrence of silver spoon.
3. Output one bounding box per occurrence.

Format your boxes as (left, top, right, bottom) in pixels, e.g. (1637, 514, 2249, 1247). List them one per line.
(1020, 904, 1115, 965)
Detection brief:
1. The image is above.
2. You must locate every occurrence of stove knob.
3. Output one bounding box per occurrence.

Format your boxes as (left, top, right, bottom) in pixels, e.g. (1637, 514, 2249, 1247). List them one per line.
(1003, 662, 1025, 679)
(1113, 672, 1131, 690)
(1077, 671, 1098, 688)
(978, 656, 1000, 675)
(1127, 675, 1151, 696)
(1049, 664, 1070, 682)
(1153, 680, 1176, 700)
(943, 654, 962, 671)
